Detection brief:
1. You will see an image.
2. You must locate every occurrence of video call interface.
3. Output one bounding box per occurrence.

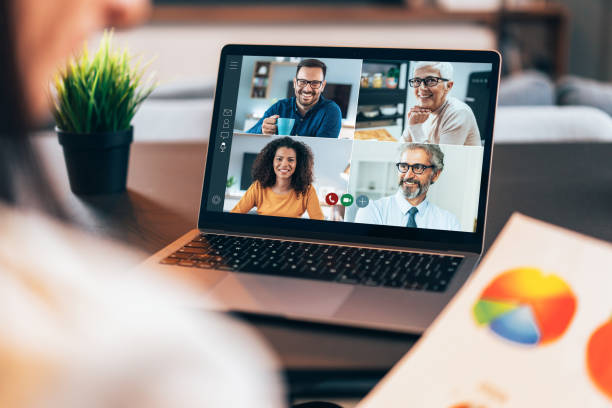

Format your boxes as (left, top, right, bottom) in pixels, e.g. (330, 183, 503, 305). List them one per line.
(209, 55, 493, 233)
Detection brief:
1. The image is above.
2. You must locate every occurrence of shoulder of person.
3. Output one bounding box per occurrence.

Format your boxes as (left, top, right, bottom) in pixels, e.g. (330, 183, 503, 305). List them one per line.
(428, 201, 459, 221)
(248, 180, 268, 200)
(446, 96, 475, 115)
(248, 180, 262, 191)
(320, 96, 341, 112)
(439, 97, 476, 124)
(266, 98, 290, 112)
(0, 205, 286, 408)
(356, 194, 393, 222)
(299, 184, 316, 198)
(355, 202, 377, 221)
(372, 194, 396, 209)
(279, 97, 294, 106)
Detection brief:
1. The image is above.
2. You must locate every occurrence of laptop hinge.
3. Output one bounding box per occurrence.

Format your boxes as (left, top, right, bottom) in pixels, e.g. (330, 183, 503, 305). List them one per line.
(197, 228, 478, 257)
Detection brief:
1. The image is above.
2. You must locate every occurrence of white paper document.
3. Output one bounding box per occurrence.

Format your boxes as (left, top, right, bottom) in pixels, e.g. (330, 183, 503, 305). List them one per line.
(358, 213, 612, 408)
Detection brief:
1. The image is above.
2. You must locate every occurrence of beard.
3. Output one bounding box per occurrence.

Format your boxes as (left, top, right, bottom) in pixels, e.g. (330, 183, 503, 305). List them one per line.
(399, 176, 432, 199)
(297, 90, 318, 107)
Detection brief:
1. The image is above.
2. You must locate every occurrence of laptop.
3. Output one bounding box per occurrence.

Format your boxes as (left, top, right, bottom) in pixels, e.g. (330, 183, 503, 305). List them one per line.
(144, 45, 500, 334)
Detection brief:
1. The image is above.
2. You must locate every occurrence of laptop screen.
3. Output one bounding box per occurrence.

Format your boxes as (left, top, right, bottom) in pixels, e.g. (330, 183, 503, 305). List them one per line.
(199, 45, 500, 253)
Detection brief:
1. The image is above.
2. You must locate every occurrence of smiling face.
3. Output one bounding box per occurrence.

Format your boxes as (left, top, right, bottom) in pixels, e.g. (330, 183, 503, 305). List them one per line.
(13, 0, 150, 120)
(397, 148, 440, 202)
(293, 66, 326, 111)
(412, 66, 453, 111)
(273, 147, 297, 181)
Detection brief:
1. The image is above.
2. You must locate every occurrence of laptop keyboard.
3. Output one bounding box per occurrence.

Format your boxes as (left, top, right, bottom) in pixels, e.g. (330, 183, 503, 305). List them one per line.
(160, 233, 462, 292)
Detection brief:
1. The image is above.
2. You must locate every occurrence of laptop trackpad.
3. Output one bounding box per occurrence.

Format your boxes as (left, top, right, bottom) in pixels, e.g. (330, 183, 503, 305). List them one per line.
(209, 273, 354, 317)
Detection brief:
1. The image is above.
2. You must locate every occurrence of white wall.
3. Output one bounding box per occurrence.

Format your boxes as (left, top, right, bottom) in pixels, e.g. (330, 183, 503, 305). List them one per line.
(235, 56, 276, 131)
(348, 140, 483, 232)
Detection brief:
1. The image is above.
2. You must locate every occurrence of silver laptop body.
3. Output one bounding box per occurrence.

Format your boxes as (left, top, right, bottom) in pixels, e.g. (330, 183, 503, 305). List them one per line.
(144, 45, 500, 334)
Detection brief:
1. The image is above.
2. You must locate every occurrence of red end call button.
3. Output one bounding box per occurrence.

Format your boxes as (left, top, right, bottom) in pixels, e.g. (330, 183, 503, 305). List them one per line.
(325, 192, 339, 205)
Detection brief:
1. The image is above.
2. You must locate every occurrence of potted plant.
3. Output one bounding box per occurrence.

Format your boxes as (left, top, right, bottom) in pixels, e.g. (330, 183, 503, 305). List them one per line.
(52, 30, 155, 194)
(226, 176, 237, 189)
(386, 66, 399, 89)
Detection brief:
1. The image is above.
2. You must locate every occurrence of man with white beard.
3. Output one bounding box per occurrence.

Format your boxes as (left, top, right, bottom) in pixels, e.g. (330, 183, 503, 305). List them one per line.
(355, 143, 460, 231)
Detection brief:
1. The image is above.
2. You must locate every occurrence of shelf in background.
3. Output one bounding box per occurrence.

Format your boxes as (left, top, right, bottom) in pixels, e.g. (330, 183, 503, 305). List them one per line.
(357, 88, 407, 105)
(151, 4, 569, 78)
(356, 113, 403, 123)
(151, 4, 564, 24)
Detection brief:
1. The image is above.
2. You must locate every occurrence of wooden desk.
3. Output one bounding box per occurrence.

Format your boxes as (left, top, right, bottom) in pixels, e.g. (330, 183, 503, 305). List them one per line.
(35, 136, 612, 396)
(36, 135, 418, 396)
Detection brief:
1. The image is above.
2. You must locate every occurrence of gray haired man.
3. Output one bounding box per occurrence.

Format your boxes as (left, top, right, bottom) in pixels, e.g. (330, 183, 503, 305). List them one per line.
(355, 143, 461, 231)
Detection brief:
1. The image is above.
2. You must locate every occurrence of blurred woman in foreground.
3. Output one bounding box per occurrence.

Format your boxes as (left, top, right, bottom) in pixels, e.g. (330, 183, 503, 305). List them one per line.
(0, 0, 283, 406)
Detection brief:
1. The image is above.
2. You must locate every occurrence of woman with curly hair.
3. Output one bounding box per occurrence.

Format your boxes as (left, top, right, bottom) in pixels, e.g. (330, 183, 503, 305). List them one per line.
(232, 136, 324, 220)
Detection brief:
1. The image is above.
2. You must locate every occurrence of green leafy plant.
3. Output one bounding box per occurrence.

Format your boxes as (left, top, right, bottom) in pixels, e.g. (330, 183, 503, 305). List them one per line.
(226, 176, 236, 188)
(387, 66, 400, 79)
(52, 30, 156, 133)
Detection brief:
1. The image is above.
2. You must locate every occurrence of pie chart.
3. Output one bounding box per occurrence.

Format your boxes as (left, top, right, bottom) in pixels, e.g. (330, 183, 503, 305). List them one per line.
(587, 316, 612, 400)
(473, 267, 577, 345)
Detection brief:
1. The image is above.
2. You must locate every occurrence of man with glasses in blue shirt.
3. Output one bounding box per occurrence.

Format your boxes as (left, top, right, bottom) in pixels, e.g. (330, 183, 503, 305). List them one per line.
(247, 59, 342, 138)
(355, 143, 461, 231)
(401, 61, 481, 146)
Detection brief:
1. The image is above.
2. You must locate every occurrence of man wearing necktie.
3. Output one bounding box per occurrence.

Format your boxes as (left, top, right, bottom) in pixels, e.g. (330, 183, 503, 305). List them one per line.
(355, 143, 461, 231)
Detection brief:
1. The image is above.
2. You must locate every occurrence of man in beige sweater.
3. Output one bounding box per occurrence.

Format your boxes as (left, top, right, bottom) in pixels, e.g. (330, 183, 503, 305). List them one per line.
(401, 61, 481, 146)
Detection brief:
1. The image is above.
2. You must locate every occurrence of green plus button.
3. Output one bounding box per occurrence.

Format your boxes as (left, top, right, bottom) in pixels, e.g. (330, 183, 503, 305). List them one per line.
(340, 193, 354, 207)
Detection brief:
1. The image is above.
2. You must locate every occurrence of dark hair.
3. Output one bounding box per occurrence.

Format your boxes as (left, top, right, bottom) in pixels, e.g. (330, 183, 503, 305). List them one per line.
(296, 59, 327, 79)
(251, 137, 314, 196)
(0, 0, 65, 218)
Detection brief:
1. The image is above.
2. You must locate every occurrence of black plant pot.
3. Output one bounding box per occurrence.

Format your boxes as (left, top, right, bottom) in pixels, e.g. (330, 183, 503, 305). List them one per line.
(57, 127, 133, 195)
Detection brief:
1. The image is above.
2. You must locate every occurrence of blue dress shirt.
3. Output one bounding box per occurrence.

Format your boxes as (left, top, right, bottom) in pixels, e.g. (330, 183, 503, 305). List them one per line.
(247, 96, 342, 138)
(354, 190, 462, 232)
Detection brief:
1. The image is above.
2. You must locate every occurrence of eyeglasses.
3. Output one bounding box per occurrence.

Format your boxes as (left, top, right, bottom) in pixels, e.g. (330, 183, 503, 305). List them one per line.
(408, 76, 449, 88)
(395, 162, 434, 174)
(296, 78, 323, 89)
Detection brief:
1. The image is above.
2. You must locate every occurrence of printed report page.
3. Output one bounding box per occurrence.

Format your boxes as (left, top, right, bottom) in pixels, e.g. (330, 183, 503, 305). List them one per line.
(358, 213, 612, 408)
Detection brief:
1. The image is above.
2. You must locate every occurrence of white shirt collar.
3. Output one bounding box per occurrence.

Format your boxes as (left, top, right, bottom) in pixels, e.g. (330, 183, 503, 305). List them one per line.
(394, 190, 429, 215)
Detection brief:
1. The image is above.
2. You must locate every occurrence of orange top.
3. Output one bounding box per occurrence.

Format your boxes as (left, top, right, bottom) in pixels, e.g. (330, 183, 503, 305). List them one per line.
(231, 181, 324, 220)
